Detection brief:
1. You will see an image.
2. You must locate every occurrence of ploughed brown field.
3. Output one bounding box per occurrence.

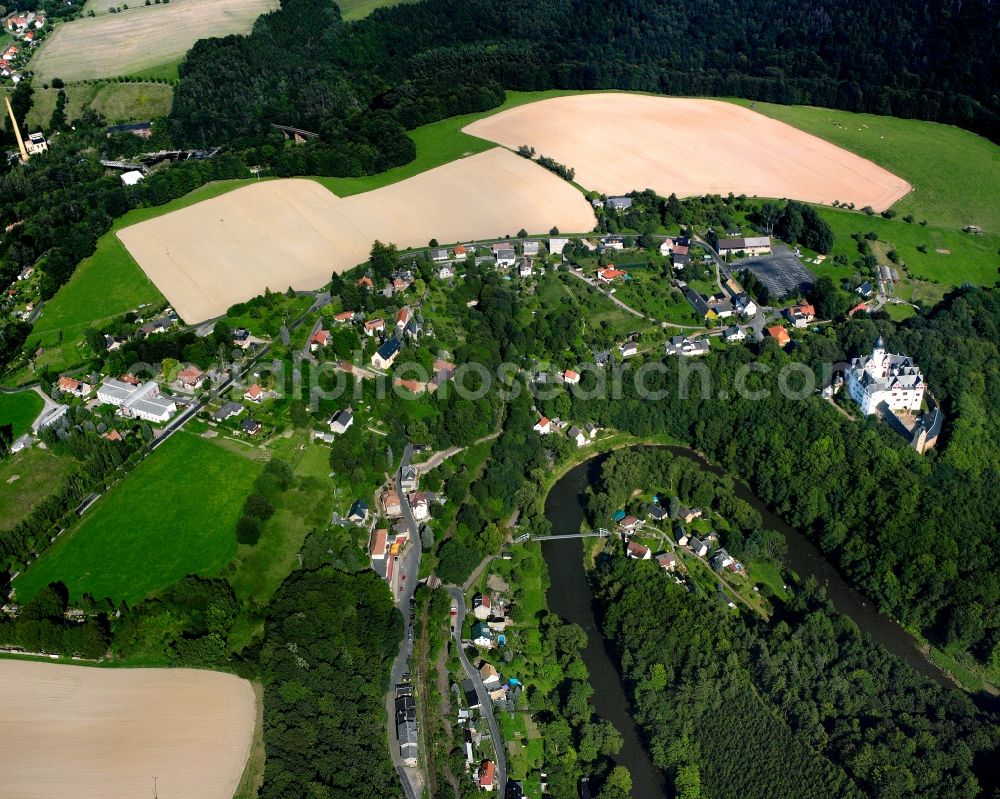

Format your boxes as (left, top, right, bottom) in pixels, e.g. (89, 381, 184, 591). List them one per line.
(117, 148, 597, 322)
(463, 93, 911, 211)
(0, 659, 256, 799)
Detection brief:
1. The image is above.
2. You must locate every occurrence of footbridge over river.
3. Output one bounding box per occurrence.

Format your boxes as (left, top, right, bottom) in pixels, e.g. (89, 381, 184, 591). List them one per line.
(516, 528, 614, 543)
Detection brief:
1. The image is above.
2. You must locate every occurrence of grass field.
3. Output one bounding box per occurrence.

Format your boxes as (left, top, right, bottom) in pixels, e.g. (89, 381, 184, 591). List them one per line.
(816, 207, 1000, 288)
(30, 0, 279, 82)
(3, 81, 173, 129)
(336, 0, 416, 21)
(731, 99, 1000, 233)
(0, 448, 77, 532)
(0, 390, 44, 438)
(12, 431, 262, 604)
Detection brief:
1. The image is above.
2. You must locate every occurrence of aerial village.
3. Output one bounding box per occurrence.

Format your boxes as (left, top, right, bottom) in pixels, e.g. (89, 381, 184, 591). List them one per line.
(1, 11, 46, 82)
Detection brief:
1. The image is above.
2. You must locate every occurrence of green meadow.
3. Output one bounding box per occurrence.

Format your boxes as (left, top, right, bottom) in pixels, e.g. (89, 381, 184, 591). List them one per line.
(731, 99, 1000, 233)
(12, 431, 262, 605)
(0, 390, 43, 438)
(0, 448, 77, 532)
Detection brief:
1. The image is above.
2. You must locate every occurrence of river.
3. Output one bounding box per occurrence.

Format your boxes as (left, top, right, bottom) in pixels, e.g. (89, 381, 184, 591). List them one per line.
(541, 444, 963, 798)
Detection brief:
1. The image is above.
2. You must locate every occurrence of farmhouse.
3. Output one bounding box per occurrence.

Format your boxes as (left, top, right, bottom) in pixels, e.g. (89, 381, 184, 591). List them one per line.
(846, 337, 925, 415)
(716, 236, 772, 257)
(97, 378, 177, 423)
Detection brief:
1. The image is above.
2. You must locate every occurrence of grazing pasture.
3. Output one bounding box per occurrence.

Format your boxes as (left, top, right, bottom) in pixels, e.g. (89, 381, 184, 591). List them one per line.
(464, 93, 911, 211)
(0, 448, 77, 532)
(0, 660, 255, 799)
(729, 99, 1000, 232)
(30, 0, 279, 81)
(117, 148, 597, 322)
(12, 431, 261, 604)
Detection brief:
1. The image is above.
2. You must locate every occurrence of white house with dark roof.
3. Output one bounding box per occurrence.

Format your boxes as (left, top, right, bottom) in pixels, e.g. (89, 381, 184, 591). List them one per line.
(846, 337, 925, 415)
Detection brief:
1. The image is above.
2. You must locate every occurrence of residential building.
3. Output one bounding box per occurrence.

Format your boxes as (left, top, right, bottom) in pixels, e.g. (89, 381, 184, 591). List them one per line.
(26, 132, 47, 155)
(626, 541, 651, 560)
(472, 593, 492, 620)
(372, 337, 401, 369)
(381, 489, 403, 518)
(471, 622, 493, 648)
(785, 302, 816, 328)
(619, 341, 638, 359)
(656, 552, 678, 571)
(517, 257, 533, 278)
(348, 500, 369, 525)
(244, 384, 265, 403)
(462, 678, 481, 709)
(678, 282, 710, 317)
(356, 276, 373, 289)
(310, 329, 331, 351)
(96, 378, 176, 423)
(562, 369, 580, 385)
(120, 170, 144, 186)
(329, 407, 353, 434)
(370, 528, 388, 560)
(567, 426, 587, 447)
(605, 196, 632, 211)
(232, 328, 251, 348)
(240, 418, 262, 436)
(596, 267, 626, 283)
(333, 310, 355, 324)
(478, 661, 500, 686)
(212, 401, 244, 422)
(177, 365, 204, 390)
(364, 318, 385, 336)
(689, 538, 709, 557)
(765, 326, 791, 348)
(707, 293, 735, 318)
(522, 240, 540, 256)
(401, 465, 419, 492)
(599, 236, 625, 251)
(429, 248, 449, 261)
(438, 265, 455, 280)
(495, 248, 516, 268)
(717, 236, 771, 257)
(665, 335, 710, 357)
(846, 337, 925, 415)
(58, 376, 91, 396)
(533, 416, 551, 435)
(733, 293, 758, 317)
(479, 760, 496, 791)
(723, 325, 746, 343)
(397, 719, 418, 766)
(408, 491, 430, 521)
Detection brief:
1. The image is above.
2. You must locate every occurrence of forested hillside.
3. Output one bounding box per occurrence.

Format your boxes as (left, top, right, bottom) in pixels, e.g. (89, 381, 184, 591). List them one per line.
(171, 0, 1000, 149)
(594, 559, 994, 799)
(552, 287, 1000, 665)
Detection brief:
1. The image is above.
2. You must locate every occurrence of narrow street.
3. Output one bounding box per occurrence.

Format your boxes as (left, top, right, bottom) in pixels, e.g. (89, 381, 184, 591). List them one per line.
(447, 586, 507, 796)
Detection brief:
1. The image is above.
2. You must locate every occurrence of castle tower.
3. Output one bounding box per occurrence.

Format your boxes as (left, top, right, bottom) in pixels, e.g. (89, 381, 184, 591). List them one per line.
(4, 96, 29, 162)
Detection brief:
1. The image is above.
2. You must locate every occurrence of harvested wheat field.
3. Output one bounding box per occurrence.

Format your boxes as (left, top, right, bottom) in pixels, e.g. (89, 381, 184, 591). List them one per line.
(0, 659, 256, 799)
(118, 148, 596, 322)
(31, 0, 279, 81)
(464, 94, 911, 211)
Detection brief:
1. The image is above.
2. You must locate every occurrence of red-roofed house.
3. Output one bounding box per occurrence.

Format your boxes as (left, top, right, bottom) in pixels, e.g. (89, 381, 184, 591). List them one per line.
(596, 267, 627, 283)
(364, 318, 385, 336)
(627, 541, 651, 560)
(57, 376, 91, 396)
(785, 302, 817, 328)
(176, 365, 204, 389)
(394, 378, 427, 394)
(370, 528, 388, 560)
(533, 416, 551, 435)
(357, 276, 373, 288)
(333, 311, 355, 324)
(563, 369, 580, 385)
(766, 326, 791, 348)
(478, 760, 495, 791)
(310, 329, 331, 351)
(244, 384, 265, 403)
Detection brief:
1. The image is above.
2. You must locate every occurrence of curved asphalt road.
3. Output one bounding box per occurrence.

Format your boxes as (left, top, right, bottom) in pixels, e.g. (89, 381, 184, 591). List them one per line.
(447, 586, 507, 795)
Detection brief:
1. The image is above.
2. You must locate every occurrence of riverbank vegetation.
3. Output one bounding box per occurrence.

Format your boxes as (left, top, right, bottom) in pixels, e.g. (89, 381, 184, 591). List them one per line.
(547, 286, 1000, 673)
(595, 556, 995, 799)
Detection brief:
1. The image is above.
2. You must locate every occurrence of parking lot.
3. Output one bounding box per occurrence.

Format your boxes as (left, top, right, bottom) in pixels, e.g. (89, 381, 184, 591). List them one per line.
(735, 246, 817, 300)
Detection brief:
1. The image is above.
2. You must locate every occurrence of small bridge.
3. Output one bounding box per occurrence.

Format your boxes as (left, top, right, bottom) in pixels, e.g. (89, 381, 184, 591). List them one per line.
(271, 123, 320, 142)
(517, 528, 615, 543)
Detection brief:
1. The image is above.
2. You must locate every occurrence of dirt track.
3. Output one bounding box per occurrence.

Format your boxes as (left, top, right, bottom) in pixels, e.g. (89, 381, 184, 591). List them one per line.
(464, 94, 911, 211)
(117, 148, 596, 322)
(0, 659, 256, 799)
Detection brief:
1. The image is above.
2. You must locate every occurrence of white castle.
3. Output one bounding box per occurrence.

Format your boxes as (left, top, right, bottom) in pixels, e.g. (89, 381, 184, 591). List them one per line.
(846, 337, 925, 416)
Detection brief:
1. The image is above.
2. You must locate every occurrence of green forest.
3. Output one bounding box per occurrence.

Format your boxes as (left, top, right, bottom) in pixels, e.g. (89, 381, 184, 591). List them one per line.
(594, 557, 995, 799)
